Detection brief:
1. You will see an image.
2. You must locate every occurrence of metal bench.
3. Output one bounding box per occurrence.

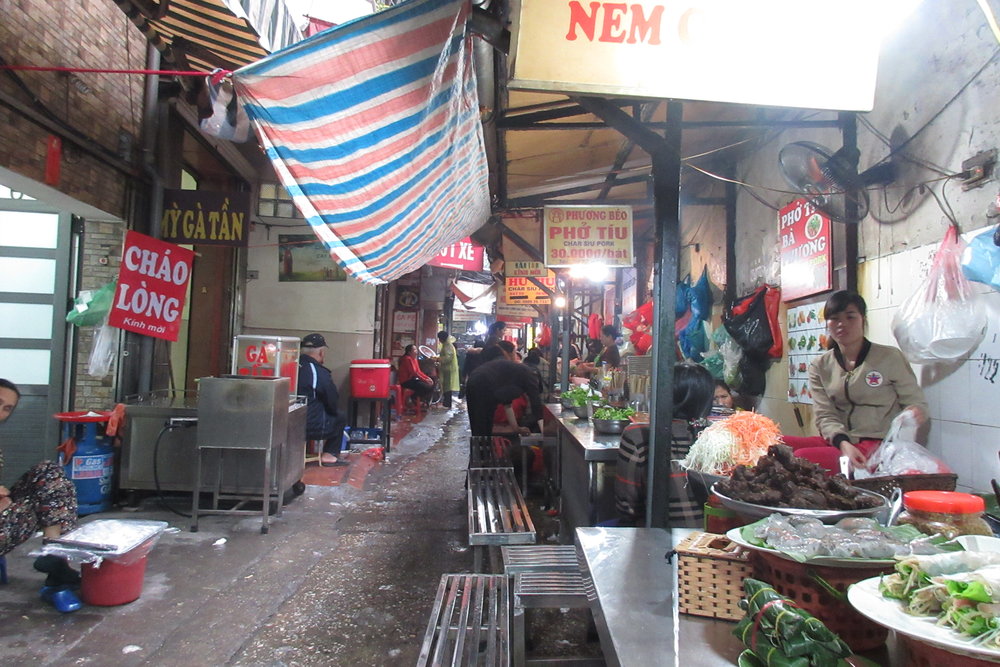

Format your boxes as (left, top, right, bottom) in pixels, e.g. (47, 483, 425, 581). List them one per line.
(417, 573, 510, 666)
(468, 467, 536, 572)
(469, 436, 514, 468)
(502, 546, 597, 667)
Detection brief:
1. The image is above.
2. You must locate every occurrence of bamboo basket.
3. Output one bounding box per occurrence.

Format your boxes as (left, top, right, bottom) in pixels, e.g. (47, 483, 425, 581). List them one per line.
(676, 531, 753, 622)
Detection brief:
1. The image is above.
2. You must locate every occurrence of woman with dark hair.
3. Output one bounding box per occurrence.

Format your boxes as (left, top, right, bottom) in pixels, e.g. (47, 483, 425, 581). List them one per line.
(0, 379, 83, 612)
(397, 345, 434, 408)
(784, 290, 928, 473)
(713, 380, 736, 410)
(613, 363, 715, 526)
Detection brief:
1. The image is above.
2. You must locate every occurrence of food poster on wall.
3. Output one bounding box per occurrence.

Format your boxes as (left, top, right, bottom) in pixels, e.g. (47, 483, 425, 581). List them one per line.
(278, 235, 347, 281)
(786, 300, 826, 404)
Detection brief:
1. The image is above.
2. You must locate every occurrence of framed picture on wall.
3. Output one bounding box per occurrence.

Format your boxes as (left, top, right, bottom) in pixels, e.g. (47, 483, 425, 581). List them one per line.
(278, 234, 347, 282)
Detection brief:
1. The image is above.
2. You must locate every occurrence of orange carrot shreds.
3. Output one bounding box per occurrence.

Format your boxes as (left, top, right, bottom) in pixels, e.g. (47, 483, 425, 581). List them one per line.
(681, 411, 784, 475)
(723, 412, 784, 467)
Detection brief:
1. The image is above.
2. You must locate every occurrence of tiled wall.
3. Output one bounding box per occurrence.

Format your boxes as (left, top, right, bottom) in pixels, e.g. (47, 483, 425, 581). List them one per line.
(859, 243, 1000, 493)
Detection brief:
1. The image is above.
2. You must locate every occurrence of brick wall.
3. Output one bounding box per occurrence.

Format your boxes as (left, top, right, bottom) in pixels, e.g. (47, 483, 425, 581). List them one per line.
(0, 0, 147, 218)
(72, 219, 125, 410)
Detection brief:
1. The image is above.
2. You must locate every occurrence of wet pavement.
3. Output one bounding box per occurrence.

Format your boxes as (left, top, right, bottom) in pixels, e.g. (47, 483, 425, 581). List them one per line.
(0, 406, 601, 665)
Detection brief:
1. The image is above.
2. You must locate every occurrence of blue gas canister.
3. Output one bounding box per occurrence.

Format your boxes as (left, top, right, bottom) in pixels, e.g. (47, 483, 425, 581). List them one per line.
(54, 412, 115, 515)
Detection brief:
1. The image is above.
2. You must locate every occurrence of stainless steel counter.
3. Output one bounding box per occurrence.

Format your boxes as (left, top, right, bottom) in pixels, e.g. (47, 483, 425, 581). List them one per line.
(576, 527, 744, 667)
(546, 404, 621, 533)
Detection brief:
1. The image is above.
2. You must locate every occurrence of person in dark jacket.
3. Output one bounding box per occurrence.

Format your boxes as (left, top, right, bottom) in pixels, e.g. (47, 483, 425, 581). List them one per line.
(465, 358, 544, 437)
(297, 333, 348, 466)
(613, 362, 714, 526)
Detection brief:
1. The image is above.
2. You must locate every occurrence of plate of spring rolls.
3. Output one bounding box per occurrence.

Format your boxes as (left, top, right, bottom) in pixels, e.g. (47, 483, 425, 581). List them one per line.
(848, 547, 1000, 661)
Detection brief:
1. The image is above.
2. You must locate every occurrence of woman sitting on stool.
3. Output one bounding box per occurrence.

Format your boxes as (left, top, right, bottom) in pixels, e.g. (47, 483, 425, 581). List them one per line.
(397, 345, 434, 410)
(0, 378, 83, 612)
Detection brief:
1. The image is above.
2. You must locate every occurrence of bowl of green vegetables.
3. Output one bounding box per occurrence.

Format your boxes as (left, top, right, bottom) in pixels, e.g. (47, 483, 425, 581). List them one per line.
(591, 406, 636, 434)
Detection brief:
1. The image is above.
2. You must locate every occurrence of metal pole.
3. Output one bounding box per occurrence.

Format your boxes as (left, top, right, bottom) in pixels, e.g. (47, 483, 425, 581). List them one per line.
(646, 101, 683, 530)
(560, 281, 572, 392)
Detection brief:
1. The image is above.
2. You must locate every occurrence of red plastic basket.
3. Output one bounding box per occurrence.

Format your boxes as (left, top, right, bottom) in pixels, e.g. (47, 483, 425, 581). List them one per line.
(752, 551, 894, 652)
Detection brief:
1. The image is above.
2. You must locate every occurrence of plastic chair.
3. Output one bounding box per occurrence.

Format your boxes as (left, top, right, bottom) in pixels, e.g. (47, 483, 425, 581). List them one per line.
(390, 384, 404, 420)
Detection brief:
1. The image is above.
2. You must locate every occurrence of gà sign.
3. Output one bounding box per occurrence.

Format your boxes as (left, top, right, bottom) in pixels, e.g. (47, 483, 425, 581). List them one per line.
(160, 189, 250, 247)
(108, 231, 194, 342)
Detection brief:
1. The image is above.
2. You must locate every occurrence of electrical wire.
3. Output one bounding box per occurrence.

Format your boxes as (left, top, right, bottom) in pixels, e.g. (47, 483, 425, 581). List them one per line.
(152, 423, 193, 518)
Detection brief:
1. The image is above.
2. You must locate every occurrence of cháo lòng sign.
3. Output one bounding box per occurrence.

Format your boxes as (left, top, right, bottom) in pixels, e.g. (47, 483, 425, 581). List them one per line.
(544, 205, 633, 267)
(108, 231, 194, 342)
(160, 189, 250, 246)
(778, 199, 832, 302)
(508, 0, 886, 111)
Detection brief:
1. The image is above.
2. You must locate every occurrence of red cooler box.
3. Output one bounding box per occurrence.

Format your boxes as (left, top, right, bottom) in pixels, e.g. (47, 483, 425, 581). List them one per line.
(350, 359, 391, 398)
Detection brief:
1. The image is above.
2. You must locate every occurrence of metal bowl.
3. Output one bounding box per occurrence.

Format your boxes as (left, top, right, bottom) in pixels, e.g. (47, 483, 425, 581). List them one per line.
(571, 404, 590, 419)
(592, 417, 630, 434)
(710, 483, 889, 524)
(682, 466, 728, 497)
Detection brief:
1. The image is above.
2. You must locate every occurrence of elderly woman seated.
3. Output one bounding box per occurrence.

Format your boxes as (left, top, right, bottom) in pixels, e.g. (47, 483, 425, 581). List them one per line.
(1, 379, 82, 612)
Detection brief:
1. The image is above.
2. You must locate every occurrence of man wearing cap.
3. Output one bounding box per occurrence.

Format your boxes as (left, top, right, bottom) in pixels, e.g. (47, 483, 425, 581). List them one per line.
(297, 333, 348, 466)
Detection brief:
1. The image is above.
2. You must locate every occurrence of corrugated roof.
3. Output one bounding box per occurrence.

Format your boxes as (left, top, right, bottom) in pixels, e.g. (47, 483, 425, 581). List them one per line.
(112, 0, 300, 72)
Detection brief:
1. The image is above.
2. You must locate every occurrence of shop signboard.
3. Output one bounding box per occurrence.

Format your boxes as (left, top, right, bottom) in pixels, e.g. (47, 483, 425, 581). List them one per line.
(543, 205, 633, 267)
(108, 231, 194, 342)
(426, 236, 485, 270)
(778, 199, 832, 302)
(500, 210, 544, 267)
(508, 0, 881, 111)
(508, 260, 547, 277)
(504, 273, 556, 304)
(160, 189, 250, 246)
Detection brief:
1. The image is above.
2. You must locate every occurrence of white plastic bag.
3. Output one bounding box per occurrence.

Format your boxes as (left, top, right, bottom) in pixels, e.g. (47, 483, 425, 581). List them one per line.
(892, 226, 987, 363)
(865, 411, 951, 476)
(87, 321, 118, 377)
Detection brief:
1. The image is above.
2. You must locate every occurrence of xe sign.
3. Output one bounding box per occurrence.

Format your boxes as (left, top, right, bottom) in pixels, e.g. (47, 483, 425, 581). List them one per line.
(508, 0, 884, 111)
(426, 237, 484, 271)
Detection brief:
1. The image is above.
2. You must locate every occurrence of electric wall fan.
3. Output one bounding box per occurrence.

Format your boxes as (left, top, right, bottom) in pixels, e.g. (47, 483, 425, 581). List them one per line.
(778, 141, 896, 224)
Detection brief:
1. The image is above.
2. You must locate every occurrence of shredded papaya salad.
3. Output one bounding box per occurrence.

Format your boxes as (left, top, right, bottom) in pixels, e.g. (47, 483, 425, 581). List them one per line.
(680, 412, 783, 475)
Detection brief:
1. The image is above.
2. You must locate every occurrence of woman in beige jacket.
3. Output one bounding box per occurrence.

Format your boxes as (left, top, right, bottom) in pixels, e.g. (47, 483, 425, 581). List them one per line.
(784, 291, 928, 473)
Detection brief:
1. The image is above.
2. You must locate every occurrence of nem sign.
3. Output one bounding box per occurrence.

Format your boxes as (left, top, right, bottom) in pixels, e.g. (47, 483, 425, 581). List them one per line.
(509, 0, 882, 111)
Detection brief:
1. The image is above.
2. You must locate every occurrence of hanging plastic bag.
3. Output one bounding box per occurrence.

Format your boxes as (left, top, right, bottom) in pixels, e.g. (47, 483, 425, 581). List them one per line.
(87, 320, 118, 377)
(864, 411, 952, 476)
(961, 224, 1000, 291)
(722, 285, 783, 360)
(66, 282, 116, 327)
(892, 226, 987, 363)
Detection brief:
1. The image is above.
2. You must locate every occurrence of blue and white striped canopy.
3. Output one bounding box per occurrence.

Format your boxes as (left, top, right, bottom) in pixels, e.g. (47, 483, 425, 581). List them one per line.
(234, 0, 490, 284)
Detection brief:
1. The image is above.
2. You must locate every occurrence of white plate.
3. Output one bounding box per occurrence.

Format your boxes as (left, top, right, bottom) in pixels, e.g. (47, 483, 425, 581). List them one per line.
(848, 577, 1000, 663)
(725, 526, 896, 567)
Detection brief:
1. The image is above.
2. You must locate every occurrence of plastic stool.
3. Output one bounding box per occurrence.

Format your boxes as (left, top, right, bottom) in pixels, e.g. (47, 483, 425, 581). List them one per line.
(0, 555, 7, 584)
(390, 384, 404, 420)
(402, 387, 424, 416)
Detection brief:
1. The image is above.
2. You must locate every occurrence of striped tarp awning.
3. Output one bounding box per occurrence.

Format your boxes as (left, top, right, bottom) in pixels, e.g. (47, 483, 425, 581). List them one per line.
(113, 0, 301, 72)
(233, 0, 491, 284)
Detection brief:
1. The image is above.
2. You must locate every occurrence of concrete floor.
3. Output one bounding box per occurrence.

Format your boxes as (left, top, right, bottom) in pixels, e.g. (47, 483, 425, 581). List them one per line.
(0, 406, 597, 666)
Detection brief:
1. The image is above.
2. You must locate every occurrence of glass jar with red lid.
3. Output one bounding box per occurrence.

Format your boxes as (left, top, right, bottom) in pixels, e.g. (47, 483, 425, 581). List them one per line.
(897, 490, 992, 538)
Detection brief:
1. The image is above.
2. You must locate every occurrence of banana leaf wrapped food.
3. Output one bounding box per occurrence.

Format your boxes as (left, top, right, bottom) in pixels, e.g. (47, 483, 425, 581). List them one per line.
(734, 579, 852, 667)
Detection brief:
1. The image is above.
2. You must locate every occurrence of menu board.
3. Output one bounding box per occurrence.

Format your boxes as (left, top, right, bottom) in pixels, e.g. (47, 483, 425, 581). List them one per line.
(786, 300, 826, 404)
